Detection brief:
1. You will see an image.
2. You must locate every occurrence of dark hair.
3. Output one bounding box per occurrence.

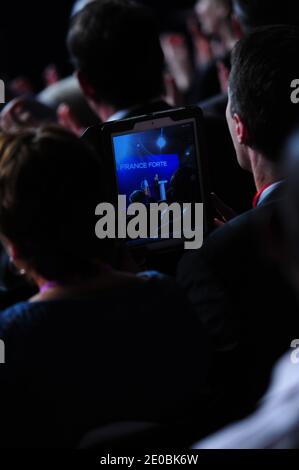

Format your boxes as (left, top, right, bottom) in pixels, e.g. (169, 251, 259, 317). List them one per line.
(67, 0, 165, 109)
(229, 25, 299, 162)
(233, 0, 299, 33)
(0, 126, 113, 282)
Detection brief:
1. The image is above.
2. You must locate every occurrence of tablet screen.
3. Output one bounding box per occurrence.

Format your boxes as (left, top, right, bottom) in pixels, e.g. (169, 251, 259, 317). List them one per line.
(112, 120, 201, 207)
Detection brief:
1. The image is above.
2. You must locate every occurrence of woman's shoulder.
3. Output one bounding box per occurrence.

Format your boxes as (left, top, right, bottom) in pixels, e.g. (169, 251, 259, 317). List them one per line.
(0, 272, 191, 335)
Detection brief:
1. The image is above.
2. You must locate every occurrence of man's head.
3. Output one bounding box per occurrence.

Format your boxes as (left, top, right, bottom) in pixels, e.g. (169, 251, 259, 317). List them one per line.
(226, 25, 299, 175)
(67, 0, 165, 118)
(232, 0, 299, 34)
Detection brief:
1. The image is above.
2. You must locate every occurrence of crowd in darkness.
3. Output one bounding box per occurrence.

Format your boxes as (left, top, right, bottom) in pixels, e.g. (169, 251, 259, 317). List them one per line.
(1, 0, 299, 449)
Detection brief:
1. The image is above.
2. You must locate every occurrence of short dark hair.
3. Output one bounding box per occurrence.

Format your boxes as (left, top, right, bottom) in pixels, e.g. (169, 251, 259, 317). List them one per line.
(229, 25, 299, 162)
(233, 0, 299, 33)
(0, 126, 113, 282)
(67, 0, 165, 109)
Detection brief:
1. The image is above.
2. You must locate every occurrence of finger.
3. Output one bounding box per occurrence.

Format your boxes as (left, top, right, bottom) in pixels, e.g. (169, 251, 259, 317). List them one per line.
(214, 218, 225, 229)
(211, 193, 237, 221)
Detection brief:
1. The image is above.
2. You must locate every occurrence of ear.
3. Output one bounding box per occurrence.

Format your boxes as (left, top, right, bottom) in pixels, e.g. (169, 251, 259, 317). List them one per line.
(76, 71, 97, 101)
(233, 113, 248, 145)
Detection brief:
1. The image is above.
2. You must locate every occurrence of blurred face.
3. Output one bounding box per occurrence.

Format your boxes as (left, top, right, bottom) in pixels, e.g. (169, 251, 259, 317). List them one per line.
(226, 91, 251, 172)
(196, 0, 229, 36)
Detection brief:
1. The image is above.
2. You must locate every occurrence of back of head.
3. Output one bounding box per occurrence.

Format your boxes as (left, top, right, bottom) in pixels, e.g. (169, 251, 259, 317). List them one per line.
(233, 0, 299, 33)
(37, 76, 98, 129)
(0, 126, 112, 282)
(67, 0, 165, 109)
(229, 25, 299, 162)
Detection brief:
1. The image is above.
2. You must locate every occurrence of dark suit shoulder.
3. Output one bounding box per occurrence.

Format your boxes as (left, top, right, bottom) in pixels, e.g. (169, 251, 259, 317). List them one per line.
(182, 199, 281, 268)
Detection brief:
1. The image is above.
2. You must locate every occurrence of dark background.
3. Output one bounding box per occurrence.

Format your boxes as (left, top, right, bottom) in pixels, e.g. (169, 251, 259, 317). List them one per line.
(0, 0, 197, 90)
(1, 1, 74, 86)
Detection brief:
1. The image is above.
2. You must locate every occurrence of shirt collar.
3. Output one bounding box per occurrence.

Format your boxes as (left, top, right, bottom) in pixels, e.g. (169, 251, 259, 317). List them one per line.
(256, 181, 284, 207)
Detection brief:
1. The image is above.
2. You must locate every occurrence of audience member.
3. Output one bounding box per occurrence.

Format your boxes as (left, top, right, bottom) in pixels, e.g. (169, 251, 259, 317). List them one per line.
(67, 0, 167, 123)
(195, 0, 236, 58)
(37, 76, 98, 136)
(193, 130, 299, 449)
(0, 97, 59, 305)
(178, 25, 299, 424)
(0, 126, 211, 447)
(0, 97, 56, 133)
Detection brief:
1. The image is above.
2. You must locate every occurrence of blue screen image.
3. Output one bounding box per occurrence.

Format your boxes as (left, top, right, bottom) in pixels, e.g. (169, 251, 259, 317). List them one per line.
(113, 123, 198, 206)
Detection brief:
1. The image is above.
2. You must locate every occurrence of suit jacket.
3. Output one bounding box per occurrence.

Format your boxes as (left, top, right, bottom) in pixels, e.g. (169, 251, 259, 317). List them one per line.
(177, 185, 299, 424)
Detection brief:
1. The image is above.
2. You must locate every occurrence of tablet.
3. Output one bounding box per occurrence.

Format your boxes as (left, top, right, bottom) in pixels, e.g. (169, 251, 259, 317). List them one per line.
(100, 106, 212, 249)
